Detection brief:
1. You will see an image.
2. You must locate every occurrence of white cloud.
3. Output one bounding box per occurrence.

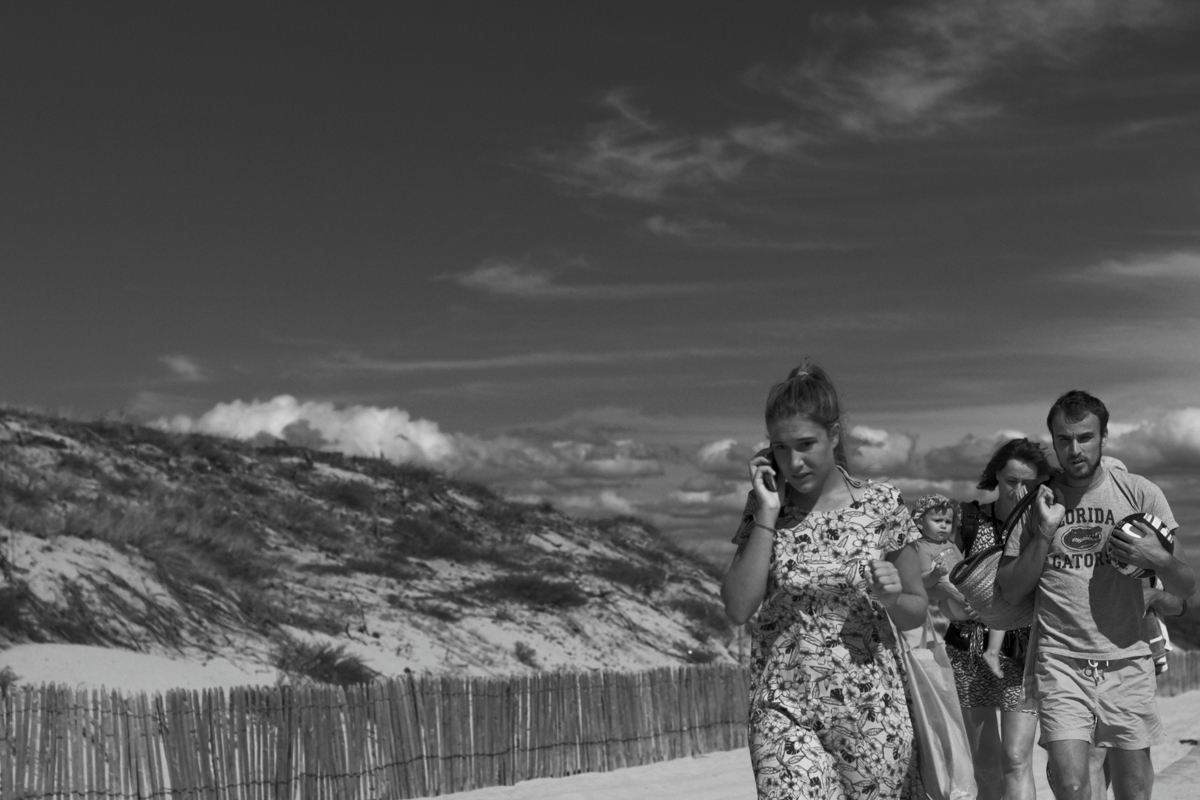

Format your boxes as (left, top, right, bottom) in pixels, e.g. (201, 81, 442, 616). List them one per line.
(1107, 408, 1200, 473)
(663, 486, 751, 516)
(671, 490, 716, 506)
(157, 395, 458, 464)
(556, 489, 636, 516)
(1070, 251, 1200, 282)
(847, 425, 918, 475)
(549, 439, 665, 482)
(454, 261, 558, 296)
(155, 396, 673, 490)
(158, 355, 208, 383)
(1107, 422, 1141, 437)
(695, 438, 760, 479)
(693, 426, 1048, 485)
(842, 408, 1200, 484)
(567, 457, 663, 479)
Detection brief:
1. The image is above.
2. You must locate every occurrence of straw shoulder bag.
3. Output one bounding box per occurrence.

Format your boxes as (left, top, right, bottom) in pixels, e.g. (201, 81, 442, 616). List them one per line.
(947, 484, 1044, 630)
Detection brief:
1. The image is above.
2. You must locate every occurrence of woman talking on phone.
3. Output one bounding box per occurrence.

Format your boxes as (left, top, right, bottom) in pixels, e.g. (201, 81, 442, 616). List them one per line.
(721, 360, 928, 800)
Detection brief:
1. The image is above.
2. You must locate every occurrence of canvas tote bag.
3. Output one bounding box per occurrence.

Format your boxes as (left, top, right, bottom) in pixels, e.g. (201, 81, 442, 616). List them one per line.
(895, 616, 977, 800)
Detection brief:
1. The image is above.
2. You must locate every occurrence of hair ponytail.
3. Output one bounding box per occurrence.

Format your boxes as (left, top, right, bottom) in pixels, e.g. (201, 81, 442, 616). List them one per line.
(764, 359, 849, 470)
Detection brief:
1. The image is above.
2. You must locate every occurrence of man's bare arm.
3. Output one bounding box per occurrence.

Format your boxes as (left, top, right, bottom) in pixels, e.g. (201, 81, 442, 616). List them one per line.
(997, 485, 1062, 603)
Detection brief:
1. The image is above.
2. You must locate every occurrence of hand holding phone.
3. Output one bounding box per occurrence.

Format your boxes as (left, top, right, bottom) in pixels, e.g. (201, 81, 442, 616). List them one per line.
(749, 450, 783, 509)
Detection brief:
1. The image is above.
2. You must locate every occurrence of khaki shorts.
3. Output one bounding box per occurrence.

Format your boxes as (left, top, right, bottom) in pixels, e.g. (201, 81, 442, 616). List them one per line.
(1034, 652, 1164, 749)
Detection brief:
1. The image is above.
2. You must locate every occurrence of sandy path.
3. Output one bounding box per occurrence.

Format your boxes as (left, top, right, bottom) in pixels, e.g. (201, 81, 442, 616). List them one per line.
(443, 690, 1200, 800)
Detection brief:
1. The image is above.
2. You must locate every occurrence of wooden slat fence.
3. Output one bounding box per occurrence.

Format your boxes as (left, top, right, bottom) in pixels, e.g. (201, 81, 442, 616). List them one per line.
(0, 664, 750, 800)
(1157, 648, 1200, 697)
(5, 650, 1200, 800)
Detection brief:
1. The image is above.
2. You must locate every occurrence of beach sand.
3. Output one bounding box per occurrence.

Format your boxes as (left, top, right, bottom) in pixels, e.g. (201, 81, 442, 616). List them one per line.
(0, 643, 280, 693)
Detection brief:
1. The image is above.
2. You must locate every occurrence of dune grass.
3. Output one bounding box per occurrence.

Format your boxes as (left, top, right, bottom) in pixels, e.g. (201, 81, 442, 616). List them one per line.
(272, 640, 378, 686)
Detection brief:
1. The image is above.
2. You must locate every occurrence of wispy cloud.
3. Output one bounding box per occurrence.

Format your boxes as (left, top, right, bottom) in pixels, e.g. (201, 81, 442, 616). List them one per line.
(158, 354, 209, 383)
(449, 258, 757, 298)
(315, 346, 751, 375)
(728, 121, 819, 156)
(763, 0, 1187, 138)
(542, 1, 1189, 202)
(643, 215, 848, 251)
(1068, 251, 1200, 282)
(453, 260, 560, 296)
(537, 90, 752, 202)
(643, 215, 724, 241)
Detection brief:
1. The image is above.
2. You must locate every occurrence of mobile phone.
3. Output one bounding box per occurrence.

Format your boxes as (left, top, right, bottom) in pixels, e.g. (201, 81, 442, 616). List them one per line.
(763, 454, 778, 493)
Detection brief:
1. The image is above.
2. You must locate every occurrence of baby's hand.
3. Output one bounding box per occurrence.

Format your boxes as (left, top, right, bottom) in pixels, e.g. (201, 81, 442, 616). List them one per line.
(928, 559, 949, 579)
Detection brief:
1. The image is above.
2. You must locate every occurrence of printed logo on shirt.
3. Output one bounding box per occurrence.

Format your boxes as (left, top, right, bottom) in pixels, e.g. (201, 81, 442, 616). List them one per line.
(1049, 507, 1118, 570)
(1048, 550, 1112, 570)
(1058, 507, 1116, 529)
(1061, 525, 1104, 552)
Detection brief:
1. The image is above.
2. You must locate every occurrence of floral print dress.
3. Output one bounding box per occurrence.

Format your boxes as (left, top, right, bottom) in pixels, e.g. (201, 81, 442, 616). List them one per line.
(733, 474, 921, 800)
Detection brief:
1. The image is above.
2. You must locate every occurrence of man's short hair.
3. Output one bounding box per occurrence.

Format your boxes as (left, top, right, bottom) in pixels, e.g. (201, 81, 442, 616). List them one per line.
(1046, 390, 1109, 435)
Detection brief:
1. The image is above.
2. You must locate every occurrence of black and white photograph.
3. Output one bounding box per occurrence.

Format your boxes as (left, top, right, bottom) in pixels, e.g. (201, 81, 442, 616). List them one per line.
(3, 2, 1200, 798)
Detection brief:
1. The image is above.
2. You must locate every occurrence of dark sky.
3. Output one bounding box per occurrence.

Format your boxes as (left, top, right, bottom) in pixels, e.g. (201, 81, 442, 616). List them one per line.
(4, 1, 1200, 560)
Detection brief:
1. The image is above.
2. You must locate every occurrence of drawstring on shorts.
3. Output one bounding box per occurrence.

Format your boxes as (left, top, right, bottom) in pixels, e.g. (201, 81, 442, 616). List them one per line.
(1084, 659, 1109, 686)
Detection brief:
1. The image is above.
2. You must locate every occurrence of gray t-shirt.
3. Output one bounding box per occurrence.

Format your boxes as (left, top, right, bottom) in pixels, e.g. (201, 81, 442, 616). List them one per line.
(1004, 466, 1177, 659)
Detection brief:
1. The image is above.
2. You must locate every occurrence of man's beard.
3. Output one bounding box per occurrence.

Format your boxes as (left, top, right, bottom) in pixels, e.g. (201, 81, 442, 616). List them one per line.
(1066, 450, 1101, 481)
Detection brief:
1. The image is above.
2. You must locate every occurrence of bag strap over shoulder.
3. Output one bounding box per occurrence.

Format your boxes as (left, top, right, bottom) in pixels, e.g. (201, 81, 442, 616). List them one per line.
(1000, 481, 1046, 548)
(959, 501, 980, 554)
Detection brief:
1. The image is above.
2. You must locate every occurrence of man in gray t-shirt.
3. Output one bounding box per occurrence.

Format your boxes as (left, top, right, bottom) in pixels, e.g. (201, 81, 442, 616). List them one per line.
(997, 390, 1195, 800)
